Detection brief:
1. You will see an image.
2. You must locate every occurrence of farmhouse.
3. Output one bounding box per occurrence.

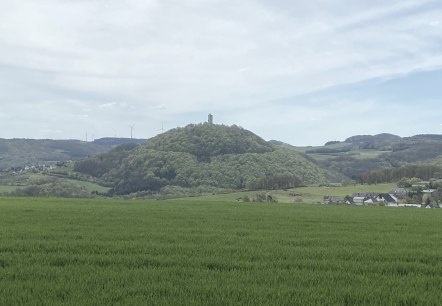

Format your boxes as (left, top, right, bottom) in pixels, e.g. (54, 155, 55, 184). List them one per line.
(351, 192, 398, 206)
(353, 196, 367, 206)
(375, 193, 398, 204)
(422, 189, 436, 195)
(389, 188, 407, 199)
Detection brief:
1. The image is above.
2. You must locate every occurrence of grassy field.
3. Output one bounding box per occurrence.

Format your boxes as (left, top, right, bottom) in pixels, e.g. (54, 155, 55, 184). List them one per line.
(63, 178, 110, 193)
(0, 173, 109, 194)
(1, 197, 442, 305)
(189, 183, 396, 203)
(0, 185, 20, 193)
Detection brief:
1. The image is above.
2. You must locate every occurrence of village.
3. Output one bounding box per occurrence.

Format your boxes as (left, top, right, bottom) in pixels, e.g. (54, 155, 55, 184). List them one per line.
(324, 180, 442, 208)
(0, 161, 71, 176)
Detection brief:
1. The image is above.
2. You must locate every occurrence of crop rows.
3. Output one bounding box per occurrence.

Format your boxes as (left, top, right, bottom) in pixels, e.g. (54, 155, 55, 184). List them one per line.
(1, 197, 442, 305)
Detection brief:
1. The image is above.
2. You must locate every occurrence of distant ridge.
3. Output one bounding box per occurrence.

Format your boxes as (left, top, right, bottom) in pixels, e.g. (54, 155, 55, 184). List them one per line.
(92, 137, 146, 146)
(0, 137, 145, 169)
(345, 133, 401, 143)
(277, 132, 442, 182)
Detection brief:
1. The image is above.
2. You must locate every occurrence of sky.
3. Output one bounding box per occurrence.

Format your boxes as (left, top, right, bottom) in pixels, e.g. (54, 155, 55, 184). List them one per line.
(0, 0, 441, 146)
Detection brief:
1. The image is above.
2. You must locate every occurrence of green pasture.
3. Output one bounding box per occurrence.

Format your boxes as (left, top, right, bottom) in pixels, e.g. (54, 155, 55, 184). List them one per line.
(1, 197, 441, 305)
(190, 183, 396, 203)
(0, 185, 20, 193)
(351, 150, 392, 160)
(292, 183, 395, 202)
(0, 173, 109, 194)
(65, 179, 110, 193)
(302, 150, 389, 162)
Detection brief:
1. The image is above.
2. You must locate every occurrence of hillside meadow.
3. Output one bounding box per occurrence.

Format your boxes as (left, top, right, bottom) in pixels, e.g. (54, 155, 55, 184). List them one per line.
(0, 173, 110, 196)
(1, 197, 441, 305)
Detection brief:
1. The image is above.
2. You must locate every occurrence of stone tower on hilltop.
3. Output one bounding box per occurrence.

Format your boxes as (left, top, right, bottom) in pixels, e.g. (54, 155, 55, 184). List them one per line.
(208, 113, 213, 125)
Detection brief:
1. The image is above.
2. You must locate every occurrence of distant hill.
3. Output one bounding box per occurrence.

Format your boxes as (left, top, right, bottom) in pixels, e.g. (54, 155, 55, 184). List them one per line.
(75, 124, 341, 196)
(281, 133, 442, 182)
(92, 137, 146, 146)
(408, 134, 442, 142)
(0, 138, 146, 169)
(6, 129, 442, 192)
(343, 133, 402, 151)
(345, 133, 402, 144)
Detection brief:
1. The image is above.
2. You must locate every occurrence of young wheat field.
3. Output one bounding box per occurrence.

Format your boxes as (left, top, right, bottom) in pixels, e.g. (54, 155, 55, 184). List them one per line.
(0, 197, 441, 305)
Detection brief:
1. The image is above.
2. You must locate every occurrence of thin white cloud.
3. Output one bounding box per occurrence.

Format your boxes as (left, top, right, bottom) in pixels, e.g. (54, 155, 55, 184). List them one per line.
(98, 102, 118, 109)
(152, 104, 167, 110)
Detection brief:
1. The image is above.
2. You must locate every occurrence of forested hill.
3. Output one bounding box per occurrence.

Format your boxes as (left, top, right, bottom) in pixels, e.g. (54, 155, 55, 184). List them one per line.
(74, 123, 341, 196)
(0, 138, 146, 169)
(144, 124, 274, 160)
(285, 133, 442, 183)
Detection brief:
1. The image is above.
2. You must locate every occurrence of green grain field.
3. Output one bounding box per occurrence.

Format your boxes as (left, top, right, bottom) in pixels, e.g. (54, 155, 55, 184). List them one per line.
(1, 197, 441, 305)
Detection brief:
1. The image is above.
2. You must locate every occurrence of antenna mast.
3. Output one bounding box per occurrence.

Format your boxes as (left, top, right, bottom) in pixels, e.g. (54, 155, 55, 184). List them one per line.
(130, 125, 134, 139)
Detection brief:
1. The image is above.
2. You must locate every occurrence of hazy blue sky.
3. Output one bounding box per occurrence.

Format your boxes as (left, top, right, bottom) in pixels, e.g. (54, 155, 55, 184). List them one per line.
(1, 0, 441, 145)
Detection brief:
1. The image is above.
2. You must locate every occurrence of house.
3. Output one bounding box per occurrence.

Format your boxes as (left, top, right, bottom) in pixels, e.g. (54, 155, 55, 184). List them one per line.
(351, 192, 398, 206)
(389, 188, 407, 199)
(353, 196, 367, 206)
(364, 198, 375, 205)
(351, 192, 379, 206)
(422, 189, 436, 195)
(375, 193, 398, 204)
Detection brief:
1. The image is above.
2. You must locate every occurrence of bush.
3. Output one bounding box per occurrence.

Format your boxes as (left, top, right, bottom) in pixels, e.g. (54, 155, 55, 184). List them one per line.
(294, 196, 303, 203)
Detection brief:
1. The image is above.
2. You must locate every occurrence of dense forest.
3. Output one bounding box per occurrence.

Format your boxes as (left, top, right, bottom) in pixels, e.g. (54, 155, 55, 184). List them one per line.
(75, 124, 339, 196)
(359, 165, 442, 184)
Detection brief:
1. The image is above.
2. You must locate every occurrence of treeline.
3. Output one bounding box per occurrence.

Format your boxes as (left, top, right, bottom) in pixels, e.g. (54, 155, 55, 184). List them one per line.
(359, 165, 442, 184)
(319, 156, 388, 179)
(306, 146, 352, 154)
(247, 175, 302, 190)
(385, 142, 442, 163)
(324, 141, 341, 146)
(5, 177, 91, 198)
